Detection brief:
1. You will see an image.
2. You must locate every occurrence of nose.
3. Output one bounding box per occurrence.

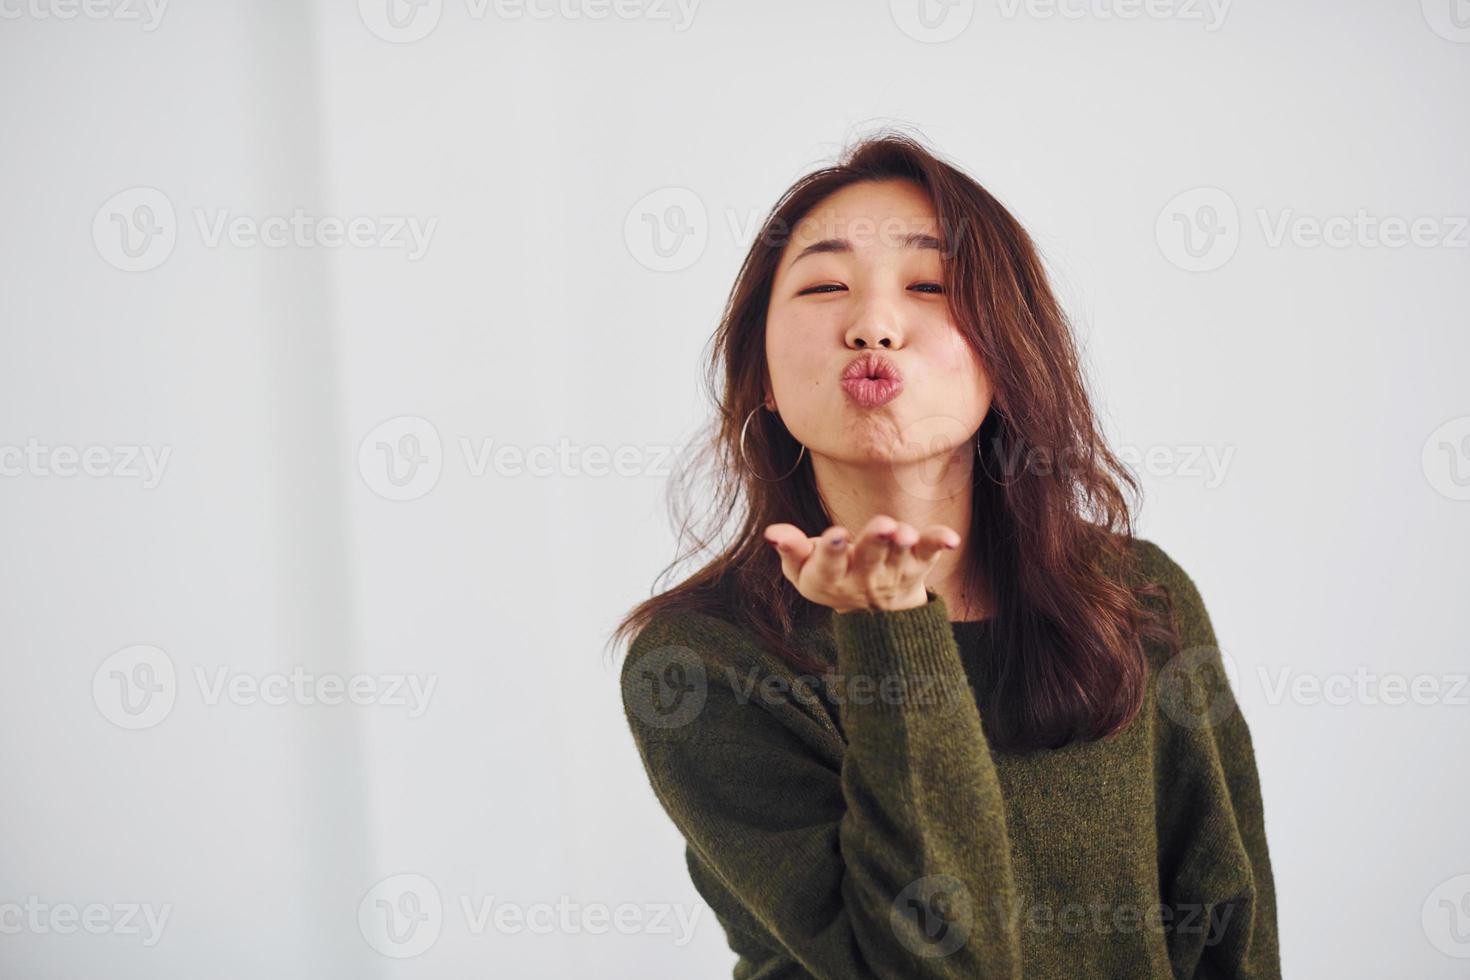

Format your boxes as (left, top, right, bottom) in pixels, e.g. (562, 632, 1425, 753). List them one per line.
(843, 294, 905, 350)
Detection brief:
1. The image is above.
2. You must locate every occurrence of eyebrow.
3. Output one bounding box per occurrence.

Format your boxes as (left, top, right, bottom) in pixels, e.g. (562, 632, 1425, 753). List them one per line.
(789, 232, 944, 266)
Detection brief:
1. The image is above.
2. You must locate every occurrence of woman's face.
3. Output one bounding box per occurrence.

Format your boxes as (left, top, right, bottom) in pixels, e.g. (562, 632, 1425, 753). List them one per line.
(764, 179, 993, 470)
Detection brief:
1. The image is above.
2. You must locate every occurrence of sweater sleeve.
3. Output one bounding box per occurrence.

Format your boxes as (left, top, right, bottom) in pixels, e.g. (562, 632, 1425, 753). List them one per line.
(620, 590, 1023, 979)
(1139, 540, 1283, 979)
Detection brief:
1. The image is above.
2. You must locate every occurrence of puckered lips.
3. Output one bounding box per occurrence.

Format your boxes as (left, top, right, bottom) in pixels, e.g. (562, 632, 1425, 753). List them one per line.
(840, 352, 904, 408)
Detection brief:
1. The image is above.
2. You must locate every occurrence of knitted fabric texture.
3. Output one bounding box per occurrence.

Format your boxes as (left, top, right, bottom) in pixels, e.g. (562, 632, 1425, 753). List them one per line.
(620, 538, 1281, 978)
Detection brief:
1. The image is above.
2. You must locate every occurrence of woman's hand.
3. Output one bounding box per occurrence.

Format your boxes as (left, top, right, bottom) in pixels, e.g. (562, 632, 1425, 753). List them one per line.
(763, 515, 960, 614)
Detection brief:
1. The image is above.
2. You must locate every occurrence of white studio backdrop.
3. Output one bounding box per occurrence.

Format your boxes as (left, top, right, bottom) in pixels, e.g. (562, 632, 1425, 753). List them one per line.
(1, 1, 1467, 976)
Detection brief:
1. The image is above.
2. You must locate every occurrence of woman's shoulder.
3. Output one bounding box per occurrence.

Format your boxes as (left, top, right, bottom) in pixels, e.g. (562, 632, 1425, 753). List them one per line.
(618, 589, 841, 750)
(1124, 535, 1211, 623)
(619, 600, 792, 709)
(1118, 535, 1228, 692)
(621, 605, 744, 686)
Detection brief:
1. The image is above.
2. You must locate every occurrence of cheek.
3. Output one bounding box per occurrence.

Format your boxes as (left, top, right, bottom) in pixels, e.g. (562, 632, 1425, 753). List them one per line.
(766, 315, 826, 380)
(931, 337, 994, 414)
(934, 330, 985, 378)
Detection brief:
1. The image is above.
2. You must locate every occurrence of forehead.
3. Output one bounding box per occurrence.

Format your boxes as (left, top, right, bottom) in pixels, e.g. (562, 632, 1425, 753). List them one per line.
(785, 179, 940, 252)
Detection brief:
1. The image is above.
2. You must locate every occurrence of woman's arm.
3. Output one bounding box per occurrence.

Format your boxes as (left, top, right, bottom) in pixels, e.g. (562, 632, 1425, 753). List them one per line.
(621, 592, 1023, 979)
(1139, 539, 1283, 979)
(1201, 663, 1281, 979)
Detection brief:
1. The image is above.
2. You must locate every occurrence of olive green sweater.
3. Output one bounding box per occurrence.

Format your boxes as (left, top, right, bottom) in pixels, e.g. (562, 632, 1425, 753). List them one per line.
(619, 539, 1280, 978)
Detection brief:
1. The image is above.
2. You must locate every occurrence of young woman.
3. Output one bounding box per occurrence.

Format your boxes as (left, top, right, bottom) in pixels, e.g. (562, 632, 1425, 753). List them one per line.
(613, 133, 1280, 978)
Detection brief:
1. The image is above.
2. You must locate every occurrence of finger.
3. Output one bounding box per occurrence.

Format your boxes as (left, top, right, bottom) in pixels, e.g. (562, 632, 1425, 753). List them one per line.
(884, 522, 920, 570)
(763, 523, 814, 559)
(913, 524, 961, 564)
(851, 515, 899, 577)
(764, 523, 814, 585)
(803, 525, 852, 590)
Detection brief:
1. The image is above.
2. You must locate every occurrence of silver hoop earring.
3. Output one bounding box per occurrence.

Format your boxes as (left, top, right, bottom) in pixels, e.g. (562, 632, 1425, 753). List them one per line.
(740, 405, 806, 482)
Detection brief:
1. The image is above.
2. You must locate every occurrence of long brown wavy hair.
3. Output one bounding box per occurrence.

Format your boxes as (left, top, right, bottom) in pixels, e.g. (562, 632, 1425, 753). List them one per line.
(610, 130, 1176, 751)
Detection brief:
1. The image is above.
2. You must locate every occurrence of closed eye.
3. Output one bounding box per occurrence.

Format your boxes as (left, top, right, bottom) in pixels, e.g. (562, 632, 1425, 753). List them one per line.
(796, 283, 946, 296)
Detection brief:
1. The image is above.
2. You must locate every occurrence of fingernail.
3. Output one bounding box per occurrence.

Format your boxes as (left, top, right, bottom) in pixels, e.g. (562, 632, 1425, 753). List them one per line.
(830, 535, 847, 549)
